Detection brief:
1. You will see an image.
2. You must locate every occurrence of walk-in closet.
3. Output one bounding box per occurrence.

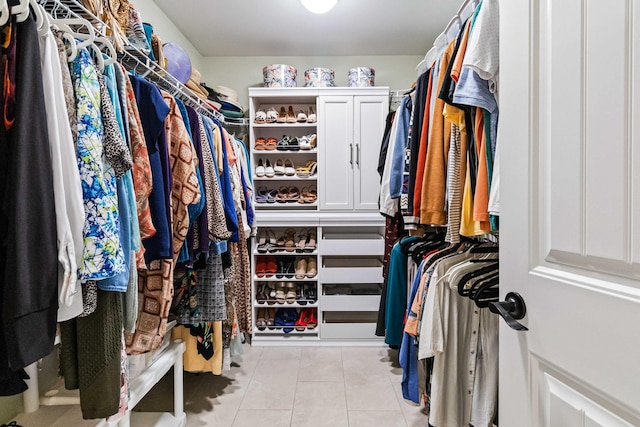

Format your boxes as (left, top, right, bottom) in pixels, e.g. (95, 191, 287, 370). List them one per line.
(1, 0, 639, 426)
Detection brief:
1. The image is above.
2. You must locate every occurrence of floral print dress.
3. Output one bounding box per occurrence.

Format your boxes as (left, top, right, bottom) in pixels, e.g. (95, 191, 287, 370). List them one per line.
(71, 48, 125, 280)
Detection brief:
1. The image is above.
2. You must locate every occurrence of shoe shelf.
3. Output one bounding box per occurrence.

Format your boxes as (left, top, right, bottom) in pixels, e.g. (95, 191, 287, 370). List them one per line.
(253, 177, 318, 181)
(253, 327, 318, 335)
(255, 149, 318, 154)
(253, 276, 318, 282)
(253, 123, 317, 128)
(253, 301, 319, 308)
(255, 202, 318, 209)
(254, 250, 318, 256)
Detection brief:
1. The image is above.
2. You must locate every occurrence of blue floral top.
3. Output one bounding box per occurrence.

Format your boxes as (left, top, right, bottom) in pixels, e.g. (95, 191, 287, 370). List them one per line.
(71, 48, 125, 280)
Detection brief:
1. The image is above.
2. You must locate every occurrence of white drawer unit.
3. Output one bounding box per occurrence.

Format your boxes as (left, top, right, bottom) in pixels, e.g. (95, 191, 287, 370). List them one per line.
(320, 226, 384, 256)
(321, 257, 384, 284)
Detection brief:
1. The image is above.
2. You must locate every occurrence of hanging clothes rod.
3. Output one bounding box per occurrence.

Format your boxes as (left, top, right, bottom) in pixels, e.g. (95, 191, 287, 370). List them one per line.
(37, 0, 225, 123)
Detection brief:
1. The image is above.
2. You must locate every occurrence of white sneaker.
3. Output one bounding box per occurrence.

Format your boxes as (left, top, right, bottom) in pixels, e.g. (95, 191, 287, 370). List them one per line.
(265, 159, 275, 177)
(256, 158, 266, 177)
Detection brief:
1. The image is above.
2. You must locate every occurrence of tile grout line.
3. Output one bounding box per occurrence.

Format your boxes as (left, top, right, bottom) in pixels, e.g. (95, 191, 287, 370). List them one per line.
(232, 345, 264, 426)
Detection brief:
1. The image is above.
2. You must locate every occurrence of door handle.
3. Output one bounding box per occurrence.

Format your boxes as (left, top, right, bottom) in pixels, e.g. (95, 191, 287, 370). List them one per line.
(349, 144, 353, 166)
(356, 144, 360, 167)
(489, 292, 528, 331)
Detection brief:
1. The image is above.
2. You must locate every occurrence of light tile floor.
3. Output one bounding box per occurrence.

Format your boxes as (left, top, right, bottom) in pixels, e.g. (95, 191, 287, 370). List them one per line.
(11, 345, 428, 427)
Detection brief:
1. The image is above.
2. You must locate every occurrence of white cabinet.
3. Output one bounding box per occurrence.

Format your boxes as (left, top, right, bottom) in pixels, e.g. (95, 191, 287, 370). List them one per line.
(248, 88, 388, 344)
(318, 94, 388, 211)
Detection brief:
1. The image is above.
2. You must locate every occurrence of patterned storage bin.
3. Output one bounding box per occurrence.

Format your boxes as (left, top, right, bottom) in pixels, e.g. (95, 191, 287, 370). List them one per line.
(304, 68, 335, 87)
(348, 67, 375, 87)
(263, 64, 297, 87)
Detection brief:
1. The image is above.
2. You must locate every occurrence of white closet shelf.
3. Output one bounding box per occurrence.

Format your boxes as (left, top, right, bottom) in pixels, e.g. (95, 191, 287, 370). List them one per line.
(254, 250, 318, 256)
(253, 301, 319, 308)
(254, 149, 318, 154)
(253, 123, 317, 128)
(253, 327, 319, 335)
(254, 276, 318, 282)
(255, 203, 318, 209)
(253, 176, 318, 181)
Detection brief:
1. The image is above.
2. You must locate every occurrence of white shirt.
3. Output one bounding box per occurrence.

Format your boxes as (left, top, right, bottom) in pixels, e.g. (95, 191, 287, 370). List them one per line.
(419, 251, 499, 427)
(39, 29, 85, 321)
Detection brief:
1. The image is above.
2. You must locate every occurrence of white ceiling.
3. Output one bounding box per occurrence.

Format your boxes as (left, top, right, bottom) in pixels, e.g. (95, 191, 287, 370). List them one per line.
(151, 0, 461, 57)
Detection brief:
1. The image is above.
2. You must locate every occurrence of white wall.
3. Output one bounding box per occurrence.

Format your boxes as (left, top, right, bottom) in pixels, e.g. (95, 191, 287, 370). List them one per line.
(133, 0, 204, 70)
(201, 55, 422, 111)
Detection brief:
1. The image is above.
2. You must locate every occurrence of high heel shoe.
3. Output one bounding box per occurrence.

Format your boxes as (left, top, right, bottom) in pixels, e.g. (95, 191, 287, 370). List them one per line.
(307, 106, 317, 123)
(296, 229, 308, 253)
(305, 308, 318, 329)
(295, 257, 307, 279)
(256, 308, 267, 331)
(275, 257, 287, 279)
(295, 309, 308, 331)
(275, 283, 286, 304)
(286, 105, 297, 123)
(285, 282, 297, 304)
(305, 257, 317, 278)
(266, 308, 276, 329)
(256, 229, 269, 253)
(304, 230, 317, 253)
(277, 106, 287, 123)
(256, 283, 267, 304)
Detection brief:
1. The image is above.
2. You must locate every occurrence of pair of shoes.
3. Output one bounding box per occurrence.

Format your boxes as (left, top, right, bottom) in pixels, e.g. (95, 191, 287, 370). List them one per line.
(274, 106, 298, 124)
(273, 159, 296, 176)
(255, 307, 277, 329)
(255, 107, 280, 124)
(255, 256, 277, 277)
(295, 308, 318, 330)
(298, 186, 317, 204)
(298, 133, 317, 150)
(276, 186, 300, 203)
(295, 160, 317, 178)
(295, 229, 317, 252)
(274, 308, 298, 333)
(294, 257, 317, 279)
(297, 283, 317, 305)
(255, 187, 278, 204)
(274, 282, 298, 304)
(275, 257, 295, 279)
(256, 228, 278, 253)
(276, 135, 300, 151)
(256, 158, 275, 177)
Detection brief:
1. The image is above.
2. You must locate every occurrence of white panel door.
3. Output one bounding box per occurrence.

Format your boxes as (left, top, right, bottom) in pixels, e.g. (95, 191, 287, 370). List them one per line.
(318, 96, 354, 210)
(500, 0, 640, 426)
(354, 95, 388, 211)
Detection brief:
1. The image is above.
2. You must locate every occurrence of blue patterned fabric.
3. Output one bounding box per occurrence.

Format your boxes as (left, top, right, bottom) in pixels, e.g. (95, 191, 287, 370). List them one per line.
(71, 48, 125, 280)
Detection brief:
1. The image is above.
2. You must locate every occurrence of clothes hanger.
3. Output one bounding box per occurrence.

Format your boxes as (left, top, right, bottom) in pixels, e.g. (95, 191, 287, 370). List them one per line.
(473, 277, 500, 308)
(51, 17, 96, 52)
(11, 0, 29, 23)
(457, 262, 499, 296)
(0, 0, 9, 27)
(468, 270, 499, 300)
(444, 15, 461, 42)
(95, 35, 117, 66)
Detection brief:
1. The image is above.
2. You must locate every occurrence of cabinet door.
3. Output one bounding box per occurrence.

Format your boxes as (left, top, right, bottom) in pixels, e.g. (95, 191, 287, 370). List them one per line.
(354, 95, 388, 211)
(318, 96, 354, 210)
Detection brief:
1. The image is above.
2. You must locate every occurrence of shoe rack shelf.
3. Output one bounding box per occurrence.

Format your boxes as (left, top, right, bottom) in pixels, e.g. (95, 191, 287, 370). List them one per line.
(249, 88, 389, 345)
(253, 123, 317, 128)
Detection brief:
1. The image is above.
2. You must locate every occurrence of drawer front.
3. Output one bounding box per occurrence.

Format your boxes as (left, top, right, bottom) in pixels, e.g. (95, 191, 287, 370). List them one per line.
(320, 238, 384, 256)
(321, 266, 383, 283)
(320, 322, 380, 340)
(321, 295, 380, 312)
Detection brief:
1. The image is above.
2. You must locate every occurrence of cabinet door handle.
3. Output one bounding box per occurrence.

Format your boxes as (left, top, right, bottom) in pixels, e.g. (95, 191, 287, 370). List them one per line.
(356, 144, 360, 167)
(349, 143, 353, 166)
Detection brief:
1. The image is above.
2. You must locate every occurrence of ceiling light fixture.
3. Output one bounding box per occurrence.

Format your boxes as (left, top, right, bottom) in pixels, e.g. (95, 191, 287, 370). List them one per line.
(301, 0, 338, 14)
